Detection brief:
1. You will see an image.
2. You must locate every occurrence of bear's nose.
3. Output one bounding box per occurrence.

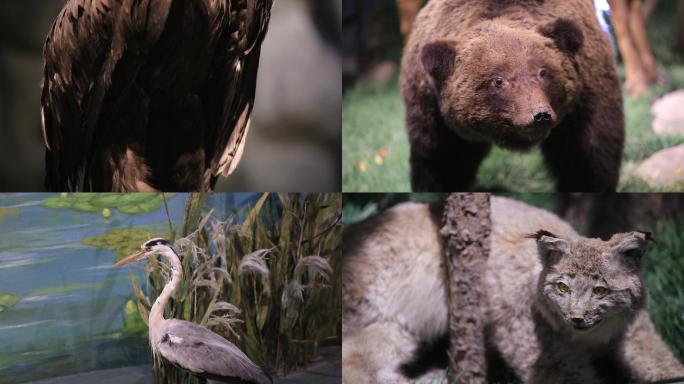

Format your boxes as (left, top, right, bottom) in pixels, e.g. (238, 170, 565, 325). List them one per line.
(533, 108, 552, 123)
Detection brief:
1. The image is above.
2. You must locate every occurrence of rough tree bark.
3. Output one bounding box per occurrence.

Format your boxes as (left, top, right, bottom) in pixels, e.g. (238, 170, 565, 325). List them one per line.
(440, 193, 490, 384)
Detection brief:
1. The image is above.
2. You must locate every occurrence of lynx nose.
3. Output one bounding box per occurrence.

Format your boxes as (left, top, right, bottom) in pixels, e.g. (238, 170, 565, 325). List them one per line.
(533, 108, 552, 123)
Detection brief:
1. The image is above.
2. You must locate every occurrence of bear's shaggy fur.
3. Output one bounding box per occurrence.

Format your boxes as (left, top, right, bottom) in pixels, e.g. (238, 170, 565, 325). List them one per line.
(400, 0, 624, 191)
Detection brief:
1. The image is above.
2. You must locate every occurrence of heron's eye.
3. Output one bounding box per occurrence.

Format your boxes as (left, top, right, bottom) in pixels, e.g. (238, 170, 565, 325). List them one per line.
(558, 282, 570, 293)
(593, 286, 607, 296)
(493, 76, 504, 88)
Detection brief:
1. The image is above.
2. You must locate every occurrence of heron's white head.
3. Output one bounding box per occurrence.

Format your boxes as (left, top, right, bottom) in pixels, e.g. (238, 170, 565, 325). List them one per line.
(113, 237, 175, 267)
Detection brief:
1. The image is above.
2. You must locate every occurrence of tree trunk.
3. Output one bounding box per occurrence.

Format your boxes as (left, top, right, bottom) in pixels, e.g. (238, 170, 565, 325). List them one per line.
(440, 193, 490, 384)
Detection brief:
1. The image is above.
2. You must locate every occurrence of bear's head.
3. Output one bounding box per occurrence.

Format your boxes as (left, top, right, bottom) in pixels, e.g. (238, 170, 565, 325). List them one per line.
(421, 19, 584, 150)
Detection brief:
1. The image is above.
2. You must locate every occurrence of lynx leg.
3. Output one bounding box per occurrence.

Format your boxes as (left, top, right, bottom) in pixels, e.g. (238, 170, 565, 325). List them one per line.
(622, 310, 684, 381)
(343, 322, 416, 384)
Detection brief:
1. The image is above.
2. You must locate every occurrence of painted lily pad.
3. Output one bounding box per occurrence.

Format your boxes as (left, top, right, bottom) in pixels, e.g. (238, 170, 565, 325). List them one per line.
(83, 228, 170, 261)
(0, 292, 18, 314)
(43, 193, 172, 215)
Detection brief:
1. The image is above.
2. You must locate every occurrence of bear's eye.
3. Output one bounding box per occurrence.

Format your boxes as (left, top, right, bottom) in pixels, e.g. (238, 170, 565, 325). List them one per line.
(493, 76, 504, 88)
(538, 68, 548, 80)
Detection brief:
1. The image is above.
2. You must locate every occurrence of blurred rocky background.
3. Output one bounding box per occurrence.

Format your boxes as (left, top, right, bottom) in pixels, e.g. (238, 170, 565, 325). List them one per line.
(0, 0, 341, 192)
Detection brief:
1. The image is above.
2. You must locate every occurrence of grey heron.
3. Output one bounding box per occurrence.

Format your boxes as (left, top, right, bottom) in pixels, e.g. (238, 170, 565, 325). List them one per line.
(114, 237, 273, 384)
(42, 0, 273, 191)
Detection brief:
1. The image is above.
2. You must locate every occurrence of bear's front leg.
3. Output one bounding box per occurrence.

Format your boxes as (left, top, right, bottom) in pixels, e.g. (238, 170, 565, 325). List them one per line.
(407, 110, 491, 191)
(541, 91, 624, 192)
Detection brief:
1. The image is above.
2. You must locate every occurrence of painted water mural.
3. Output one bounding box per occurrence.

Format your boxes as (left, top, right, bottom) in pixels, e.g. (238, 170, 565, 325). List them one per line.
(0, 193, 312, 383)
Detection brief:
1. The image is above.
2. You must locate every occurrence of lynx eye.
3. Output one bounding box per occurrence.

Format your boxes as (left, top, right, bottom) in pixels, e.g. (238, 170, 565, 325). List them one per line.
(558, 282, 570, 293)
(593, 286, 607, 296)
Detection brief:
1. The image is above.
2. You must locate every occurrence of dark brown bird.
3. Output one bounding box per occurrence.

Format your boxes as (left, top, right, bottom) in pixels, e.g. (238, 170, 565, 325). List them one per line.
(41, 0, 273, 191)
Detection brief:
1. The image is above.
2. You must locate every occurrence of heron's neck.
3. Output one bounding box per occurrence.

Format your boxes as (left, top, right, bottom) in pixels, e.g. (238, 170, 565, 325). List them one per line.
(149, 249, 183, 334)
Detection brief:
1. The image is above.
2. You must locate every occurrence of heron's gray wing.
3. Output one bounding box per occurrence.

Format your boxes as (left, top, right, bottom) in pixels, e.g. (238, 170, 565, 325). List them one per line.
(158, 319, 272, 384)
(42, 0, 172, 191)
(202, 0, 274, 187)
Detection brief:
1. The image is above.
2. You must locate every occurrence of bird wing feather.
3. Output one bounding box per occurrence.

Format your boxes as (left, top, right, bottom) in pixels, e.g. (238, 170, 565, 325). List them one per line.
(42, 0, 172, 191)
(203, 0, 274, 186)
(42, 0, 118, 190)
(43, 0, 271, 190)
(158, 319, 272, 384)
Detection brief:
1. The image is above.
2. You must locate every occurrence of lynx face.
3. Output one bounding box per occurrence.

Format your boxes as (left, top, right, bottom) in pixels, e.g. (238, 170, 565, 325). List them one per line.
(531, 230, 650, 338)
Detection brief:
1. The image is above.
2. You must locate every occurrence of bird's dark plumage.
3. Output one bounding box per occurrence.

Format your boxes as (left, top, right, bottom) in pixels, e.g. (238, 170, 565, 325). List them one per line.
(42, 0, 273, 191)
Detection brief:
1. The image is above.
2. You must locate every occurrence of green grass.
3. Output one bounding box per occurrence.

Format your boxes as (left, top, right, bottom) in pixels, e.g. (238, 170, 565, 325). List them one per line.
(342, 77, 410, 192)
(644, 218, 684, 362)
(343, 65, 684, 192)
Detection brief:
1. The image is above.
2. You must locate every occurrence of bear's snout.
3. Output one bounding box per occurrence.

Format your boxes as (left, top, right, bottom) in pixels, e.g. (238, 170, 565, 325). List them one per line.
(523, 105, 557, 130)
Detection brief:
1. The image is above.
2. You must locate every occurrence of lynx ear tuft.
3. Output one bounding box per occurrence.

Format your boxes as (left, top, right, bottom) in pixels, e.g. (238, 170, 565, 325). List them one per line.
(527, 230, 569, 266)
(525, 230, 559, 241)
(634, 230, 656, 244)
(614, 231, 651, 271)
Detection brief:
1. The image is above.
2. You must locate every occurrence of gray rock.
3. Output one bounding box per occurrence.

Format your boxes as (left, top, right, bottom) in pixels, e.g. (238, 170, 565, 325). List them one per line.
(634, 144, 684, 187)
(651, 90, 684, 135)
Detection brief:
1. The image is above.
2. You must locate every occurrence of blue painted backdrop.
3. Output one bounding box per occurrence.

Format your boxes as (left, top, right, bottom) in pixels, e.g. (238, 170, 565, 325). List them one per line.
(0, 193, 259, 383)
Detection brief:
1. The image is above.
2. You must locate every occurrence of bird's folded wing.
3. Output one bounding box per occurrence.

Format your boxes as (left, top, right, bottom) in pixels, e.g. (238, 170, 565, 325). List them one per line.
(42, 0, 172, 191)
(159, 319, 271, 384)
(42, 0, 118, 190)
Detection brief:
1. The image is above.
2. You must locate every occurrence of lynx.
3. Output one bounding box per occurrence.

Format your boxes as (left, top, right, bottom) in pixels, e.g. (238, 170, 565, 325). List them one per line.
(342, 196, 684, 383)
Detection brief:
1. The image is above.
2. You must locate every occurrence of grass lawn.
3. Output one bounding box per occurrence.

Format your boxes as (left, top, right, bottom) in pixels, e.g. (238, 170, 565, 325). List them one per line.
(342, 66, 684, 192)
(645, 217, 684, 363)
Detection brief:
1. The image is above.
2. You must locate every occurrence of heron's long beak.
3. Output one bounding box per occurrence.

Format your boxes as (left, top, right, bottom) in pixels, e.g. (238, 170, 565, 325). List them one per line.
(113, 250, 148, 268)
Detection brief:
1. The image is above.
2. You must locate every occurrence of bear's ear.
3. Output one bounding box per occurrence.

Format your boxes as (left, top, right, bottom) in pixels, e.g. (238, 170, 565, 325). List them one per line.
(538, 18, 584, 54)
(421, 40, 457, 86)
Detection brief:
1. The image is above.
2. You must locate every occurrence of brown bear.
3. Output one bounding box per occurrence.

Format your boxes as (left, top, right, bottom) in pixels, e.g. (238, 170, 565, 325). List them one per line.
(400, 0, 624, 192)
